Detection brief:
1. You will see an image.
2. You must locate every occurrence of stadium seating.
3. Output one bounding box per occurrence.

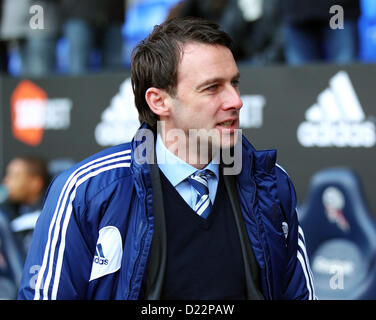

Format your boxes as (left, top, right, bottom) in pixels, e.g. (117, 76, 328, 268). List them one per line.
(298, 167, 376, 299)
(122, 0, 181, 66)
(359, 0, 376, 62)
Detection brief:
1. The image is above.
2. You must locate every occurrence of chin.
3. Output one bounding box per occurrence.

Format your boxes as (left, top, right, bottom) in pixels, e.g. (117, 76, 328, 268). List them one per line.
(219, 131, 239, 150)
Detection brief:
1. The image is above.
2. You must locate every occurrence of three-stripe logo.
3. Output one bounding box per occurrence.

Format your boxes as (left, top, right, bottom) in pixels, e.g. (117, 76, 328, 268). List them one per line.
(94, 243, 108, 265)
(297, 71, 375, 148)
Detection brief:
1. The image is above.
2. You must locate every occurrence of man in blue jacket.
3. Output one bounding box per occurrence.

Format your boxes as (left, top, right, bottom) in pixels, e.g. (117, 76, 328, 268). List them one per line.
(18, 17, 315, 300)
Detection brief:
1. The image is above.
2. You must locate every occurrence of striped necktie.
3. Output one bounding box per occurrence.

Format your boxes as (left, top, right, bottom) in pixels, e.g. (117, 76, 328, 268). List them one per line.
(186, 169, 213, 218)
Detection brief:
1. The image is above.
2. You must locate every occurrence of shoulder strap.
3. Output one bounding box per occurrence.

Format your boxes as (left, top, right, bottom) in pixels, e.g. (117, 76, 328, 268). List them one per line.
(143, 163, 167, 300)
(223, 170, 265, 300)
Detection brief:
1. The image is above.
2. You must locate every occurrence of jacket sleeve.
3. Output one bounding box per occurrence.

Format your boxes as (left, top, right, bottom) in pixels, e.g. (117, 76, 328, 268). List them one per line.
(17, 172, 94, 300)
(276, 165, 316, 300)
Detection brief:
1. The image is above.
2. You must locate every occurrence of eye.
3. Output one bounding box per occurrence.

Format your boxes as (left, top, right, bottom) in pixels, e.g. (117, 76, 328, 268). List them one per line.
(205, 84, 219, 93)
(231, 79, 240, 88)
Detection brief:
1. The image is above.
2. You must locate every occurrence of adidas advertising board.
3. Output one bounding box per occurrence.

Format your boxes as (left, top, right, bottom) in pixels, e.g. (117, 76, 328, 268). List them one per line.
(94, 78, 140, 147)
(1, 64, 376, 219)
(297, 71, 376, 148)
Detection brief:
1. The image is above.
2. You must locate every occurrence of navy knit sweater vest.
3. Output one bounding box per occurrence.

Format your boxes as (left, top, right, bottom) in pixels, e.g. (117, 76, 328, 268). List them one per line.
(159, 170, 246, 300)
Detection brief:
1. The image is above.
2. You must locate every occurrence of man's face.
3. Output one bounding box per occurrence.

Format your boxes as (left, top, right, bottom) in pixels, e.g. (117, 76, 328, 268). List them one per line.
(3, 159, 34, 204)
(165, 42, 242, 150)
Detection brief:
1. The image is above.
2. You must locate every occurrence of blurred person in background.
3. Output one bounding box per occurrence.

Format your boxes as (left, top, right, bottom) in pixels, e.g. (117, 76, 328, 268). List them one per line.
(169, 0, 284, 65)
(281, 0, 361, 65)
(0, 156, 49, 256)
(0, 0, 60, 76)
(59, 0, 125, 74)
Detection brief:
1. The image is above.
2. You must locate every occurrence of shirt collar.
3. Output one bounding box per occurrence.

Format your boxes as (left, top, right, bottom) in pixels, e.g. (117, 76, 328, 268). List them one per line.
(156, 133, 219, 187)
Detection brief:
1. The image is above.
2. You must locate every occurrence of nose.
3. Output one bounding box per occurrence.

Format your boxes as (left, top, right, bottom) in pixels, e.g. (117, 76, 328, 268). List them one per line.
(222, 85, 243, 111)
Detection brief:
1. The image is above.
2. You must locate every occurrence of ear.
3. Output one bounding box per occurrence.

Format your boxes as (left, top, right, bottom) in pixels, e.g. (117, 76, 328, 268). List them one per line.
(145, 87, 170, 117)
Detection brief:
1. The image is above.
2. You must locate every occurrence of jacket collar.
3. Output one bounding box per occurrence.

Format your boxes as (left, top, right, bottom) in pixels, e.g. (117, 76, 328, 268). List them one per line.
(238, 134, 277, 186)
(129, 122, 155, 198)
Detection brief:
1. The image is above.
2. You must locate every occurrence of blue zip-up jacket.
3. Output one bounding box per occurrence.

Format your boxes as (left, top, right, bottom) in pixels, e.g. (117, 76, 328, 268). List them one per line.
(18, 125, 315, 300)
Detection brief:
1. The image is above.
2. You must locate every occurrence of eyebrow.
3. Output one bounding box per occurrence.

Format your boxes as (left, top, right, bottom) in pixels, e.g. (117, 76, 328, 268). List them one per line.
(195, 72, 240, 91)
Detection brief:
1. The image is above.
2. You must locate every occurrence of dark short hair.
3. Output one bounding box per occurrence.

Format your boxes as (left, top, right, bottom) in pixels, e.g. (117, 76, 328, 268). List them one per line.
(131, 17, 234, 129)
(17, 156, 49, 189)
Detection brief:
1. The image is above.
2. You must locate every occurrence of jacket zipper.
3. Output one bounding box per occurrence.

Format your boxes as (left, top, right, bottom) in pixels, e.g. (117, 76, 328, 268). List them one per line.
(251, 177, 273, 299)
(127, 176, 148, 299)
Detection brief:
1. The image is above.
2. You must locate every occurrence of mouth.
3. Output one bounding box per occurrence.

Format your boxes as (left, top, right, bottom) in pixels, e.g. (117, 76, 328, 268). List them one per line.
(216, 119, 238, 131)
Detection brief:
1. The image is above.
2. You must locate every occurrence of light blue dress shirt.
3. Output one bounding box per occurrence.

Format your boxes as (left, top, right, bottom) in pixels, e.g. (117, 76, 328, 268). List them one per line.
(155, 133, 219, 209)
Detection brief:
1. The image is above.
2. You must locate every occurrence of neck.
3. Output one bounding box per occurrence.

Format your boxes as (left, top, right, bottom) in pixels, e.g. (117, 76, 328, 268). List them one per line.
(164, 135, 211, 170)
(159, 126, 216, 170)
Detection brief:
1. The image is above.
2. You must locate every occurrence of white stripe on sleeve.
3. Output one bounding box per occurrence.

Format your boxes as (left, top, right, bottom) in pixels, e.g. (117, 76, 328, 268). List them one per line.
(34, 149, 131, 300)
